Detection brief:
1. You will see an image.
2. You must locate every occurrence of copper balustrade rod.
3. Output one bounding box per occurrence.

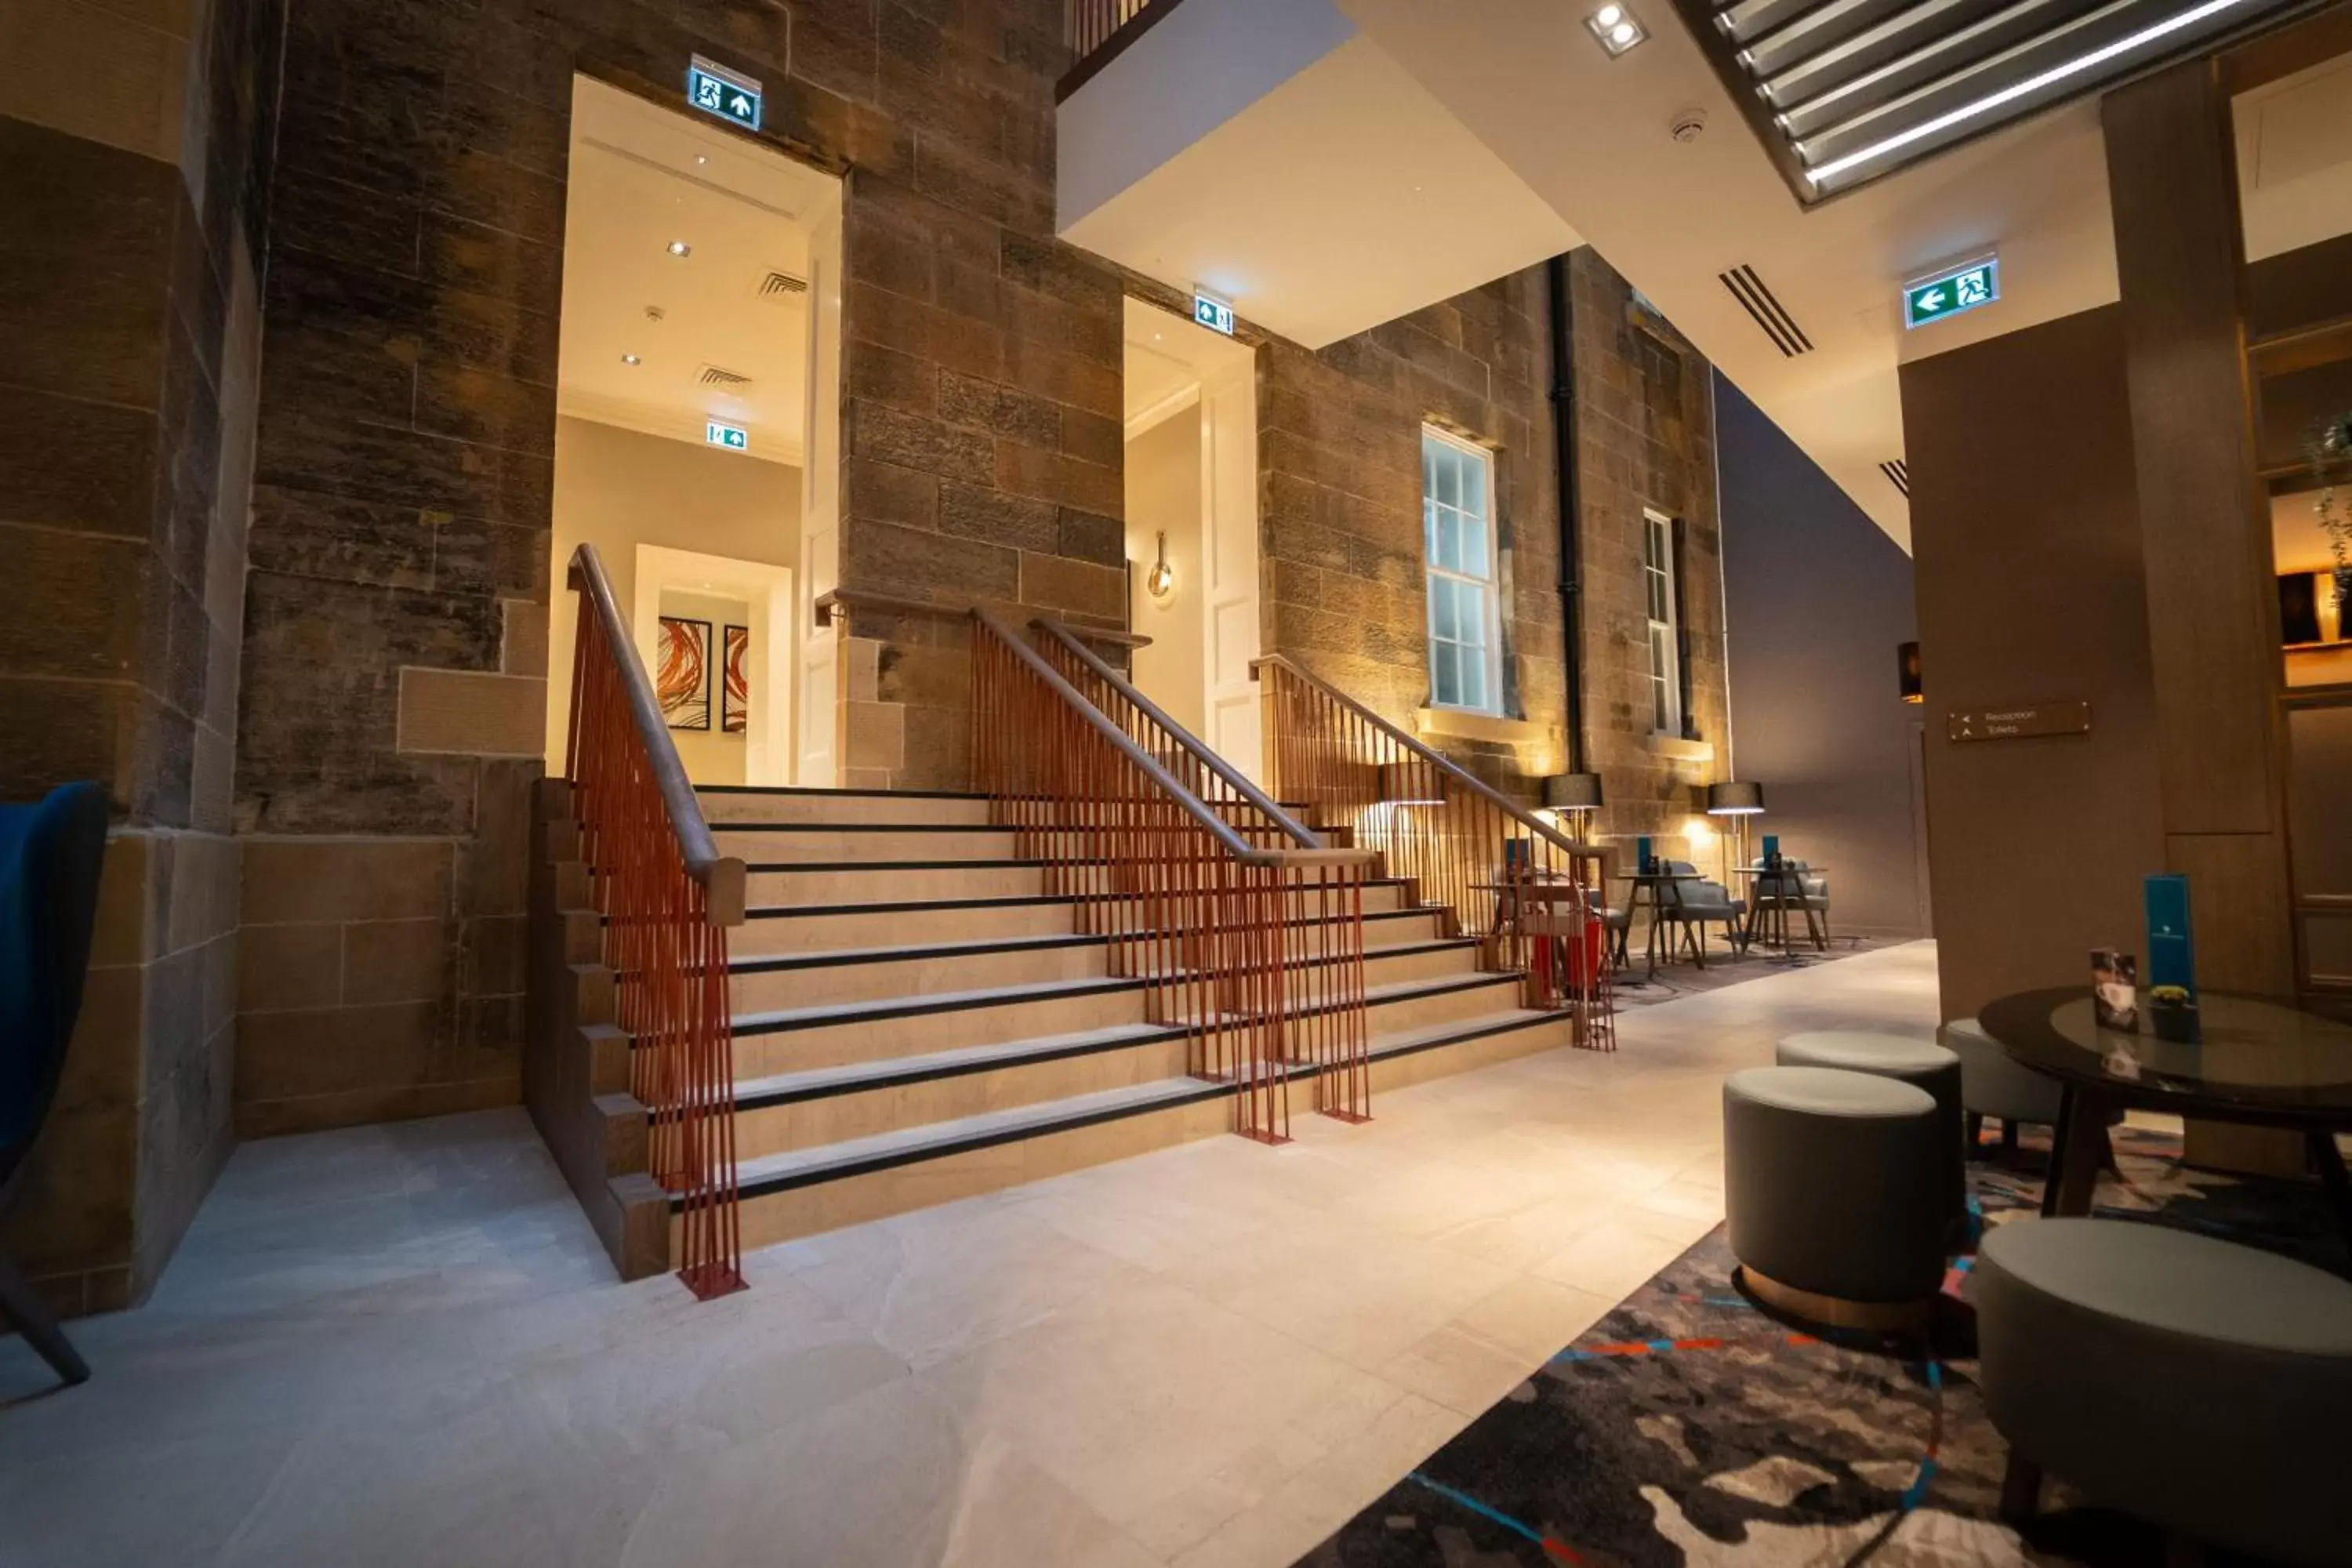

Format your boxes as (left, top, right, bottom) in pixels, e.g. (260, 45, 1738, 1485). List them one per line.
(1033, 618, 1327, 851)
(816, 588, 1149, 649)
(1249, 653, 1605, 869)
(566, 543, 747, 925)
(978, 612, 1370, 870)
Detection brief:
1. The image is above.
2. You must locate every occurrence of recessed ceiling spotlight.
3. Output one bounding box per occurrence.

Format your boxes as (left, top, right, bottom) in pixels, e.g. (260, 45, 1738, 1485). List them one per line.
(694, 154, 708, 165)
(621, 353, 641, 365)
(666, 240, 692, 257)
(1587, 4, 1646, 55)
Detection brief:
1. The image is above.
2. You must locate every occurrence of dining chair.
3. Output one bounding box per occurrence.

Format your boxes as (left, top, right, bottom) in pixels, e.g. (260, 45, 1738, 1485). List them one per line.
(0, 782, 111, 1388)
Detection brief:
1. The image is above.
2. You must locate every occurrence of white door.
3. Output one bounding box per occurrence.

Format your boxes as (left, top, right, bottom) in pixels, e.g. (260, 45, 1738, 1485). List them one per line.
(1198, 361, 1262, 782)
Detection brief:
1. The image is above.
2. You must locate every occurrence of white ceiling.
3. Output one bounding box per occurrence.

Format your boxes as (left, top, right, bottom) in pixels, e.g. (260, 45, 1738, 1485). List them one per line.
(1123, 295, 1254, 427)
(559, 78, 833, 465)
(1265, 0, 2352, 553)
(1062, 29, 1582, 350)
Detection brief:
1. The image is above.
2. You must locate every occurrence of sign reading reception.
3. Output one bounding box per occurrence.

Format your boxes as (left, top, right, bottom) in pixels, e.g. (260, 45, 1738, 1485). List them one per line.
(1904, 256, 1999, 329)
(688, 56, 763, 132)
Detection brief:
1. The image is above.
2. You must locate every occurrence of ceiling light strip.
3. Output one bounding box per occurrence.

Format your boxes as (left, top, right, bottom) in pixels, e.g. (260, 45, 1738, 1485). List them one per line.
(1802, 0, 2263, 183)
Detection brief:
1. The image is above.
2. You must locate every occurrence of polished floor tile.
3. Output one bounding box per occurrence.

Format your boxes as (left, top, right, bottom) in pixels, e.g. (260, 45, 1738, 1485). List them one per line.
(0, 942, 1942, 1566)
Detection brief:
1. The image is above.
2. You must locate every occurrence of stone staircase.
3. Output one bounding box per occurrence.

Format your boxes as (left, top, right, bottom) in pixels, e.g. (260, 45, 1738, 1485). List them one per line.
(530, 782, 1579, 1278)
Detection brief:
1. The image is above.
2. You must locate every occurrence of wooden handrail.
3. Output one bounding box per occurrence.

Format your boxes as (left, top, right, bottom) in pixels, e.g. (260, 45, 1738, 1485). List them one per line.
(1035, 619, 1326, 853)
(568, 544, 746, 925)
(1250, 654, 1602, 867)
(981, 612, 1367, 869)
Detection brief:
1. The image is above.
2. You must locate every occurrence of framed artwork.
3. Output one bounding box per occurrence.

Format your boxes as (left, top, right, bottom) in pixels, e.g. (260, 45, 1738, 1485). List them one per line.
(722, 624, 750, 734)
(657, 615, 713, 731)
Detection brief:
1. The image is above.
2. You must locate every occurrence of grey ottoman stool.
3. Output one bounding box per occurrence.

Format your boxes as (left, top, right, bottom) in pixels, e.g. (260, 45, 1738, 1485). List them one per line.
(1980, 1218, 2352, 1563)
(1777, 1031, 1965, 1228)
(1724, 1066, 1947, 1328)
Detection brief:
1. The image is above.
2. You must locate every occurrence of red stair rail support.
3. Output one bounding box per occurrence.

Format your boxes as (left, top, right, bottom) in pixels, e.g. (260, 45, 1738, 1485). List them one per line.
(1254, 655, 1617, 1051)
(974, 613, 1375, 1132)
(566, 544, 749, 1299)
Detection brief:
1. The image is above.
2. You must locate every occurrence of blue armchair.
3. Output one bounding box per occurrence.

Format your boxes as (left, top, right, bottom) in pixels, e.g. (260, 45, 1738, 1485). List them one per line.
(1, 782, 110, 1387)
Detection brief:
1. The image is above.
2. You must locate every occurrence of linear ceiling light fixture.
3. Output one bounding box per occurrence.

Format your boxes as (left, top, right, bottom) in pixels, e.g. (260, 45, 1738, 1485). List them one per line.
(1799, 0, 2262, 184)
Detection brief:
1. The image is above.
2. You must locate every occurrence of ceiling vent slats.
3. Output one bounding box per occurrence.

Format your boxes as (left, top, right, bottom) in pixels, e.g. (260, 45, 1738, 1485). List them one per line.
(1719, 265, 1816, 357)
(1679, 0, 2302, 200)
(699, 364, 754, 388)
(1880, 458, 1911, 495)
(758, 270, 808, 299)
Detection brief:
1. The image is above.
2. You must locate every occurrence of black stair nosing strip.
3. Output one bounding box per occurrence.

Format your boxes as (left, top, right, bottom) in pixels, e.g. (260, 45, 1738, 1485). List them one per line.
(735, 1023, 1192, 1109)
(705, 1011, 1578, 1210)
(713, 822, 1018, 834)
(698, 785, 986, 800)
(731, 931, 1110, 974)
(717, 1081, 1229, 1204)
(745, 893, 1082, 920)
(745, 858, 1051, 873)
(732, 975, 1149, 1036)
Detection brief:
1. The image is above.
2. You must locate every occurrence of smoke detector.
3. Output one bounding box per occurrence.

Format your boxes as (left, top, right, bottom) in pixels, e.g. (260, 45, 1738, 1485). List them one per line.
(1670, 109, 1708, 143)
(644, 304, 666, 322)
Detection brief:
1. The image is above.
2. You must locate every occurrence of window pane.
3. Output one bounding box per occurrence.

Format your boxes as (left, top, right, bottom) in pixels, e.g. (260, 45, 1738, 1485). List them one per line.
(1460, 648, 1487, 712)
(1460, 514, 1486, 577)
(1432, 643, 1461, 707)
(1436, 510, 1461, 573)
(1435, 449, 1460, 509)
(1457, 581, 1486, 650)
(1462, 452, 1487, 521)
(1432, 578, 1458, 641)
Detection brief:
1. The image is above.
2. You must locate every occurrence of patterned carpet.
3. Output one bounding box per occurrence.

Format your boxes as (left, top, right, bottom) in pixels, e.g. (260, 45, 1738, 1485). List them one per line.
(1295, 1126, 2347, 1567)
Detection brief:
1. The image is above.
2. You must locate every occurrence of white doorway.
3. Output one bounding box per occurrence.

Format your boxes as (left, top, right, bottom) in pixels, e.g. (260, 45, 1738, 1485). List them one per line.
(1123, 298, 1261, 779)
(545, 75, 842, 789)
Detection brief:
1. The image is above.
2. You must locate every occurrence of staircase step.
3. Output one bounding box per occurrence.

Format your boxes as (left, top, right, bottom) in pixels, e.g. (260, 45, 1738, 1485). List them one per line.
(744, 860, 1050, 906)
(703, 1006, 1584, 1252)
(712, 825, 1020, 863)
(734, 975, 1151, 1076)
(731, 1022, 1192, 1159)
(698, 786, 992, 826)
(728, 931, 1111, 1011)
(735, 896, 1084, 957)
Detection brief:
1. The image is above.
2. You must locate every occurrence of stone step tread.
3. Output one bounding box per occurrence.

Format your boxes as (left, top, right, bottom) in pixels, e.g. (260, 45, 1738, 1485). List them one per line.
(713, 822, 1018, 834)
(728, 964, 1508, 1036)
(738, 880, 1417, 923)
(734, 1021, 1185, 1105)
(733, 974, 1145, 1036)
(714, 1007, 1577, 1205)
(743, 858, 1051, 873)
(698, 786, 987, 800)
(728, 931, 1474, 977)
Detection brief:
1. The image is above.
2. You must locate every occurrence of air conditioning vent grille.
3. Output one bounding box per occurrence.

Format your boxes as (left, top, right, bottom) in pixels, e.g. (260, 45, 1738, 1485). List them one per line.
(1719, 265, 1813, 358)
(1880, 459, 1910, 496)
(758, 270, 808, 299)
(698, 364, 753, 389)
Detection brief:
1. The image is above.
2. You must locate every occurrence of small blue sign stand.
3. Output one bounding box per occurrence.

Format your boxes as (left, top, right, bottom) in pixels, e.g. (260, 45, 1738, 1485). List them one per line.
(689, 56, 764, 132)
(2144, 873, 2196, 998)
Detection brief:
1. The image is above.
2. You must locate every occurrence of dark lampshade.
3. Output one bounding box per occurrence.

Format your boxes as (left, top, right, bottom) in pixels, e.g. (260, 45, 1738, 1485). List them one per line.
(1706, 780, 1766, 815)
(1898, 641, 1923, 703)
(1543, 772, 1603, 812)
(1377, 761, 1443, 807)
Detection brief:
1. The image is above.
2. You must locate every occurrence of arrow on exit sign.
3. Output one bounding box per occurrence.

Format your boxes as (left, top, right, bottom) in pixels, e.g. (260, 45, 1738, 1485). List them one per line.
(1904, 256, 1998, 329)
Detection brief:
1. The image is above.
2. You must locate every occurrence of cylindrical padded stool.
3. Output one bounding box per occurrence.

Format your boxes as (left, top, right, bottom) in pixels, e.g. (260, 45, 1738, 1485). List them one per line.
(1979, 1218, 2352, 1563)
(1777, 1031, 1965, 1228)
(1723, 1066, 1945, 1328)
(1938, 1016, 2063, 1131)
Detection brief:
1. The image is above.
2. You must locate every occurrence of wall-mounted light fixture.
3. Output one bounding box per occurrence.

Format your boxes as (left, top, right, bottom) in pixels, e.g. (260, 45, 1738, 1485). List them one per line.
(1144, 531, 1176, 601)
(1586, 3, 1646, 56)
(1898, 641, 1923, 704)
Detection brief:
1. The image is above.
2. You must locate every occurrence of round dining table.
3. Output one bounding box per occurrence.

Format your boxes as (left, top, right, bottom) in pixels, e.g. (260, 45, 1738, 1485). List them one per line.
(1976, 986, 2352, 1254)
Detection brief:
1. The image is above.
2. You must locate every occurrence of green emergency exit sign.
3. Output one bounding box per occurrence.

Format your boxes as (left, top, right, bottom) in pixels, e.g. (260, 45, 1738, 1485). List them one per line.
(1904, 256, 1998, 329)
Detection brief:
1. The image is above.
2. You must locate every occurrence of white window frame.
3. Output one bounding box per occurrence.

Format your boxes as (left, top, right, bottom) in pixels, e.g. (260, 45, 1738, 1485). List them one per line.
(1422, 426, 1504, 717)
(1642, 509, 1683, 739)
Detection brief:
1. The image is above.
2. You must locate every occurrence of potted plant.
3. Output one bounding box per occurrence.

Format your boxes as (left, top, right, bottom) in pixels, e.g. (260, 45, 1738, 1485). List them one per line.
(2310, 412, 2352, 612)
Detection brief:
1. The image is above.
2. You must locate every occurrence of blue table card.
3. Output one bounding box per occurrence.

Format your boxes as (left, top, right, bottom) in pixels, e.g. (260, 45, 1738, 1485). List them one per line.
(1762, 833, 1780, 869)
(1636, 836, 1654, 876)
(2144, 873, 2196, 998)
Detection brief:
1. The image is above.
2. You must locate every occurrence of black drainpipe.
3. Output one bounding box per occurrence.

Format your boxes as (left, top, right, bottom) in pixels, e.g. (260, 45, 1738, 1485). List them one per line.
(1546, 252, 1588, 776)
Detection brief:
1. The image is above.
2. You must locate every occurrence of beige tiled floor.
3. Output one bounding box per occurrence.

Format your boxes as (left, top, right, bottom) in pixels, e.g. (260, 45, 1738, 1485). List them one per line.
(0, 942, 1941, 1568)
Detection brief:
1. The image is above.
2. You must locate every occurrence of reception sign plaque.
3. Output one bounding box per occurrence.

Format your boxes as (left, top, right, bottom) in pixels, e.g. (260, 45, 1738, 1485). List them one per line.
(1946, 700, 2091, 742)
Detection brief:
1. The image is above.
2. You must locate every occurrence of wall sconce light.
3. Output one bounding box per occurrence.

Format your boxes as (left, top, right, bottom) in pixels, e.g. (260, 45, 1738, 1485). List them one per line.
(1144, 531, 1177, 602)
(1898, 641, 1923, 703)
(1377, 761, 1443, 808)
